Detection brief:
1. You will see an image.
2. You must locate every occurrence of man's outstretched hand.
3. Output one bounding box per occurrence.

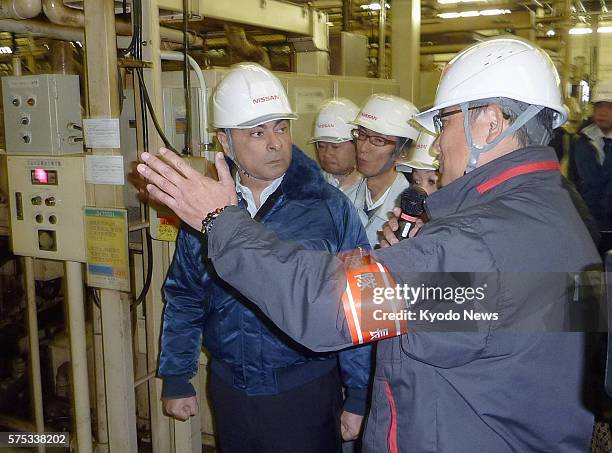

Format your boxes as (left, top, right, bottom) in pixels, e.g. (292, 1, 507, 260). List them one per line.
(137, 148, 237, 231)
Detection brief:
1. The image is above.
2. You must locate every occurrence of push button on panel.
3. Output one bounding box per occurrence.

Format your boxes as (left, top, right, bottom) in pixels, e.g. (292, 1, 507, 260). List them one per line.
(31, 196, 42, 205)
(45, 197, 56, 206)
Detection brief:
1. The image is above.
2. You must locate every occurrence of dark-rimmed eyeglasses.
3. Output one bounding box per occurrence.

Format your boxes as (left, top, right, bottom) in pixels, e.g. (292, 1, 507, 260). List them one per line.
(433, 105, 486, 134)
(351, 128, 397, 147)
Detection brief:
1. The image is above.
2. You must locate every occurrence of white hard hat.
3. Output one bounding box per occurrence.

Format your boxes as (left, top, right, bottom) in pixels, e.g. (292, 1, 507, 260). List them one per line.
(416, 36, 567, 131)
(592, 80, 612, 103)
(399, 131, 439, 171)
(213, 62, 297, 129)
(311, 98, 359, 143)
(352, 93, 420, 140)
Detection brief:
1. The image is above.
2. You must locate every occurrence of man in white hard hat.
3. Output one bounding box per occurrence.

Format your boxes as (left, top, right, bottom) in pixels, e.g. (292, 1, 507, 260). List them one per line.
(396, 130, 440, 195)
(352, 94, 419, 245)
(156, 63, 371, 452)
(570, 79, 612, 252)
(312, 98, 363, 204)
(138, 38, 600, 451)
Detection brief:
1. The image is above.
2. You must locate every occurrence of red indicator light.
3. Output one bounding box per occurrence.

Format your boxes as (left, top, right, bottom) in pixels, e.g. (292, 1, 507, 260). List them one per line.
(33, 168, 48, 184)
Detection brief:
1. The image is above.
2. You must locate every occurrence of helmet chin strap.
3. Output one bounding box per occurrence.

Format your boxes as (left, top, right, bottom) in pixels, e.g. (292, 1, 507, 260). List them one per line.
(225, 128, 271, 182)
(462, 103, 543, 173)
(367, 137, 411, 178)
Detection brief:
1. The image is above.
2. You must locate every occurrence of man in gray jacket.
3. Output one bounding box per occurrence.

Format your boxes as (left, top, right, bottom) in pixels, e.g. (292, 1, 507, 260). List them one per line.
(138, 37, 600, 452)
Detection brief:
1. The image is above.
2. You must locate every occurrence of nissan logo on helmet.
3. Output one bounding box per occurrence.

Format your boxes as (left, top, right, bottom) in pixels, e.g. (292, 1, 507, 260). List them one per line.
(253, 94, 281, 104)
(317, 123, 335, 128)
(360, 112, 378, 121)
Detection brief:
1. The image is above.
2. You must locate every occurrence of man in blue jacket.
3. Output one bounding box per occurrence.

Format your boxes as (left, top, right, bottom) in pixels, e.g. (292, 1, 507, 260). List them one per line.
(157, 63, 371, 452)
(139, 39, 600, 452)
(570, 79, 612, 253)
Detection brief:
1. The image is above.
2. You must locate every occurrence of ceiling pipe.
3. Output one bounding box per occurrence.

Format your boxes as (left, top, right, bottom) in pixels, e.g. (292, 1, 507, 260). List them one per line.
(224, 24, 271, 68)
(42, 0, 131, 34)
(0, 18, 83, 41)
(0, 0, 42, 19)
(0, 16, 206, 50)
(159, 26, 205, 47)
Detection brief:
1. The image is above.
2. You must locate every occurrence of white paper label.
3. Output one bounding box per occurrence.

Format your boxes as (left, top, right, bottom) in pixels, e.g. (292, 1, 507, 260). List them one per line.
(83, 118, 121, 149)
(85, 155, 125, 185)
(295, 88, 327, 114)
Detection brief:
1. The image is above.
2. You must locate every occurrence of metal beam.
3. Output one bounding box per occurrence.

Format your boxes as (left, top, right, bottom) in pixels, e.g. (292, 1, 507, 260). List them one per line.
(83, 0, 138, 451)
(392, 0, 420, 102)
(422, 11, 535, 34)
(157, 0, 326, 38)
(420, 39, 562, 55)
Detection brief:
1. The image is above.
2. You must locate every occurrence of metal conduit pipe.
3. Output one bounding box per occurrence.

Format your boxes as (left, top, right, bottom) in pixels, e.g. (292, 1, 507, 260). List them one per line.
(0, 0, 41, 19)
(159, 26, 204, 47)
(42, 0, 131, 35)
(0, 16, 205, 52)
(0, 18, 83, 41)
(24, 257, 45, 453)
(64, 261, 93, 453)
(160, 50, 211, 145)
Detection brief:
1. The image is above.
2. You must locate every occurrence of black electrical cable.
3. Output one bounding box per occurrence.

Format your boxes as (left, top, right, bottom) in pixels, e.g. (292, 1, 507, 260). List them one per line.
(133, 228, 153, 307)
(136, 68, 179, 154)
(129, 0, 153, 308)
(182, 0, 192, 155)
(118, 0, 141, 57)
(88, 286, 101, 309)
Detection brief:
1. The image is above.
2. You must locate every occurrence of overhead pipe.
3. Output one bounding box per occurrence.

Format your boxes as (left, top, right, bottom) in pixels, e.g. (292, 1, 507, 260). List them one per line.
(0, 0, 41, 19)
(42, 0, 131, 34)
(224, 24, 271, 68)
(0, 18, 83, 40)
(43, 0, 205, 46)
(160, 50, 211, 146)
(0, 17, 206, 50)
(159, 26, 204, 47)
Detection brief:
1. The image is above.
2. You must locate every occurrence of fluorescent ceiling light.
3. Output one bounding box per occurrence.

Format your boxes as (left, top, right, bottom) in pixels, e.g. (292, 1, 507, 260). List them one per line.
(598, 26, 612, 33)
(360, 2, 390, 10)
(569, 27, 592, 34)
(479, 8, 511, 15)
(438, 12, 461, 18)
(438, 9, 511, 18)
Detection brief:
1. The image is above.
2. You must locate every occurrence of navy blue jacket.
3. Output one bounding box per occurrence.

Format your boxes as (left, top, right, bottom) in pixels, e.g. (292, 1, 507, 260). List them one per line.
(570, 128, 612, 231)
(159, 147, 372, 415)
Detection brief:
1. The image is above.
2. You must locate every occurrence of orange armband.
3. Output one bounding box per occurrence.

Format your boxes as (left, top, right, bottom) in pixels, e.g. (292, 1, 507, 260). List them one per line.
(340, 256, 408, 345)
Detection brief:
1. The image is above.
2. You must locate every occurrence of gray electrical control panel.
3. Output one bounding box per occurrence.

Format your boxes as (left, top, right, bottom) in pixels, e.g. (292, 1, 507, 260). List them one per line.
(1, 74, 83, 155)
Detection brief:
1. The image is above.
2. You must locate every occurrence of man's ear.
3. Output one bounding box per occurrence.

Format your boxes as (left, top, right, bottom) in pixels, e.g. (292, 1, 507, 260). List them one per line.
(216, 131, 230, 154)
(484, 104, 507, 144)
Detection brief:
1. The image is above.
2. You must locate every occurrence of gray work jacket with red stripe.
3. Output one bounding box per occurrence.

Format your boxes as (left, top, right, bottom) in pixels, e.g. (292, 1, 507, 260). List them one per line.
(207, 146, 600, 452)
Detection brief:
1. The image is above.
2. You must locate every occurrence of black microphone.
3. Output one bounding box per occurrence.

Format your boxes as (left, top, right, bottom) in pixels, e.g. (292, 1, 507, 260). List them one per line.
(395, 186, 428, 241)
